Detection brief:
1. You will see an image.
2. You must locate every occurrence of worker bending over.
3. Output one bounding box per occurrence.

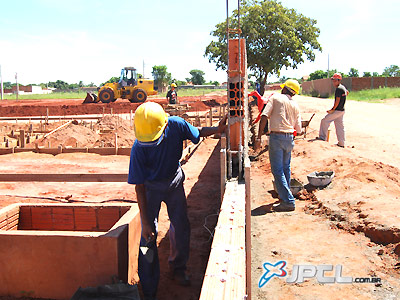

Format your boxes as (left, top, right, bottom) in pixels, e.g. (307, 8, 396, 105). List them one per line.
(128, 102, 227, 300)
(255, 79, 302, 212)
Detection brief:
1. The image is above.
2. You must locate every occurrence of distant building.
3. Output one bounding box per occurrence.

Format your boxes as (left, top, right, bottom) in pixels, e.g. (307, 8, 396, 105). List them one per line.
(2, 85, 53, 95)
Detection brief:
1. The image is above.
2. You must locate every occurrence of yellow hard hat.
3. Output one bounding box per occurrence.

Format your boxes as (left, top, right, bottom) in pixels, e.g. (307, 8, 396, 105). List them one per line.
(171, 83, 177, 88)
(134, 102, 168, 142)
(280, 79, 300, 95)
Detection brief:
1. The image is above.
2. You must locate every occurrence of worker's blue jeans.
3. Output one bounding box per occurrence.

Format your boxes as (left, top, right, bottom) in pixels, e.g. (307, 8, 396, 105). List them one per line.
(269, 133, 295, 206)
(139, 166, 190, 298)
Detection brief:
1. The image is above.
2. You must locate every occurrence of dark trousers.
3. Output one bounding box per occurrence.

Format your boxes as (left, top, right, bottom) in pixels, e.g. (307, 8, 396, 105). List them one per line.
(139, 167, 190, 297)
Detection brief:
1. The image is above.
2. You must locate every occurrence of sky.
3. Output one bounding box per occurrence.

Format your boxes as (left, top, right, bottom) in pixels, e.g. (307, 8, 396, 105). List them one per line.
(0, 0, 399, 86)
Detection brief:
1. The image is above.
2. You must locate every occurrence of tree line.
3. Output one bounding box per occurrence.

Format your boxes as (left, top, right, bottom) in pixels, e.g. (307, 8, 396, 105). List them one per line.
(307, 65, 400, 81)
(2, 80, 95, 90)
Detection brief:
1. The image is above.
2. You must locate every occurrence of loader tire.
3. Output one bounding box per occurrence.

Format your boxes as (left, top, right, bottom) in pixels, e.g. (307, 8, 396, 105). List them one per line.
(131, 89, 147, 103)
(99, 89, 115, 103)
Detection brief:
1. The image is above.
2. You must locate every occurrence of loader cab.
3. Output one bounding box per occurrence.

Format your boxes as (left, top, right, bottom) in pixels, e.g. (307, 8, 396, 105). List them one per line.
(119, 67, 137, 87)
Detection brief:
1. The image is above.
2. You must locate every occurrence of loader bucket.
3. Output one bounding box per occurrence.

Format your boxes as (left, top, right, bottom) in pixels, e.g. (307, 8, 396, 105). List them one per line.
(83, 92, 98, 104)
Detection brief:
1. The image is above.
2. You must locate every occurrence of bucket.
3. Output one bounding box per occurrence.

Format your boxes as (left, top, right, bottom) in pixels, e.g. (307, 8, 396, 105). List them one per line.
(272, 178, 304, 195)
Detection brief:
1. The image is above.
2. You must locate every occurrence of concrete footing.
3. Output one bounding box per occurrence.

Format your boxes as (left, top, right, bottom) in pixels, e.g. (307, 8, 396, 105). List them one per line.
(0, 203, 141, 299)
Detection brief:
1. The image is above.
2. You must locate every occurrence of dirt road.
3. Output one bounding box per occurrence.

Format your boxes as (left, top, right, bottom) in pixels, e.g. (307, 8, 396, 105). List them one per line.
(251, 95, 400, 299)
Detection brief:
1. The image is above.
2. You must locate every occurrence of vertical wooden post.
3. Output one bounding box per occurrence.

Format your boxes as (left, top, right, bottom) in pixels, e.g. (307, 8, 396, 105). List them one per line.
(220, 133, 227, 203)
(130, 110, 133, 128)
(19, 130, 25, 148)
(209, 108, 213, 126)
(220, 148, 226, 203)
(115, 133, 118, 155)
(46, 107, 49, 124)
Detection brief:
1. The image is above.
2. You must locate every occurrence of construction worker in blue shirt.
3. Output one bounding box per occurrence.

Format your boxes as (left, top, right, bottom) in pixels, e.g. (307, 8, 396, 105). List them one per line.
(128, 102, 227, 300)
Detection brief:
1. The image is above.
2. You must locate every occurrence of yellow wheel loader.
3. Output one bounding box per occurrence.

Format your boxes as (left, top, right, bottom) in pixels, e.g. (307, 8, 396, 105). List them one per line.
(83, 67, 157, 104)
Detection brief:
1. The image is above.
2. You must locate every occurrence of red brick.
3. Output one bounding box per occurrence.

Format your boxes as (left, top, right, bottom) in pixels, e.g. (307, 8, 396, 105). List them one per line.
(387, 77, 400, 88)
(97, 207, 120, 231)
(18, 207, 32, 230)
(31, 207, 53, 230)
(74, 207, 97, 231)
(52, 207, 74, 231)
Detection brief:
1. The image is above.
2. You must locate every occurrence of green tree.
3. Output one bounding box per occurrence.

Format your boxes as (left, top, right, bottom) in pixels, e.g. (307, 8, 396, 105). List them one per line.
(382, 65, 400, 77)
(48, 80, 69, 90)
(99, 77, 119, 87)
(363, 72, 371, 77)
(172, 79, 186, 86)
(372, 72, 380, 77)
(152, 65, 171, 91)
(204, 0, 321, 95)
(3, 82, 12, 89)
(189, 69, 205, 85)
(348, 68, 359, 77)
(308, 70, 327, 80)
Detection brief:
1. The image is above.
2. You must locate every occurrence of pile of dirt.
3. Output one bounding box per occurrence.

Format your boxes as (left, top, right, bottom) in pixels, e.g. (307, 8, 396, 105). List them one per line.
(94, 115, 135, 147)
(37, 122, 100, 148)
(27, 116, 135, 148)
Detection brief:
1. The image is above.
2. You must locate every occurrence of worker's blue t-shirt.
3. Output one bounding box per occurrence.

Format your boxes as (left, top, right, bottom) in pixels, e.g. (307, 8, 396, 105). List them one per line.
(128, 116, 200, 184)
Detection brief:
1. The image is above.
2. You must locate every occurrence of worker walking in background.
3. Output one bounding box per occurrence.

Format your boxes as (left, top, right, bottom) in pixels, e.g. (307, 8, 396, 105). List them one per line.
(255, 79, 302, 212)
(128, 102, 227, 300)
(166, 83, 178, 104)
(317, 73, 349, 148)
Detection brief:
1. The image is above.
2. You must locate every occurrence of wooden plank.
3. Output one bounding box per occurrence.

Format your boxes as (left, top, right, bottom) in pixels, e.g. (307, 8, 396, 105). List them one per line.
(200, 181, 246, 300)
(0, 173, 128, 182)
(244, 160, 251, 300)
(220, 149, 226, 203)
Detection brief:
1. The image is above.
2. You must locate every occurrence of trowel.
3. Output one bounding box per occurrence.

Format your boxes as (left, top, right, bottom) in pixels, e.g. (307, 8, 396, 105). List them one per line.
(140, 240, 155, 263)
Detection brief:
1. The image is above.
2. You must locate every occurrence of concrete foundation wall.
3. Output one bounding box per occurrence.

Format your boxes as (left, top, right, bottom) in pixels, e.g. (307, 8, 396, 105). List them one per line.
(0, 203, 141, 299)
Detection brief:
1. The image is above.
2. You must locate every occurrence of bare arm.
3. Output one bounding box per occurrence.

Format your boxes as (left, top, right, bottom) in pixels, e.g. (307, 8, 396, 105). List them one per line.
(254, 115, 268, 150)
(135, 184, 155, 243)
(328, 97, 340, 113)
(197, 114, 227, 137)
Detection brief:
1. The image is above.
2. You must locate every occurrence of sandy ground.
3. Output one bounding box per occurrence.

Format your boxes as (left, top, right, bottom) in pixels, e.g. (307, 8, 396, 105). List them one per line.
(251, 94, 400, 299)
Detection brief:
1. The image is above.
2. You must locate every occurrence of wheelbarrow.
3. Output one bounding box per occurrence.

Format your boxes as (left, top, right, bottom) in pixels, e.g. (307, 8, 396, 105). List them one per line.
(301, 113, 315, 138)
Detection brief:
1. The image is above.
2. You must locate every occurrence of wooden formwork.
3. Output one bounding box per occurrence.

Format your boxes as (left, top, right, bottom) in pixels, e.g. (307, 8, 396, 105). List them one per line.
(199, 180, 247, 300)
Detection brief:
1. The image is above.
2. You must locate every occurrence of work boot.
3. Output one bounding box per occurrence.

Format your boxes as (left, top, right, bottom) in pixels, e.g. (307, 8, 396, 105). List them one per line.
(169, 269, 191, 286)
(273, 202, 295, 212)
